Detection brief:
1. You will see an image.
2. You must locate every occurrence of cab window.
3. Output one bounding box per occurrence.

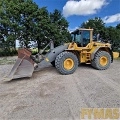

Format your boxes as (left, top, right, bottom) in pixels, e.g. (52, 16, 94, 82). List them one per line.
(82, 31, 90, 46)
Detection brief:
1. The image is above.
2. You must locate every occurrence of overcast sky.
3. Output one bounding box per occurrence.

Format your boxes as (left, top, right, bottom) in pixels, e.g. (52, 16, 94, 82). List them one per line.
(33, 0, 120, 31)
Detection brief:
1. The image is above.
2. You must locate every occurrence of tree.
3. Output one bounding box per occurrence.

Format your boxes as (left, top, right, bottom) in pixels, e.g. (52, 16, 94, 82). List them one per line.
(0, 1, 71, 52)
(0, 0, 39, 48)
(32, 7, 51, 50)
(81, 17, 105, 36)
(115, 24, 120, 44)
(49, 9, 71, 46)
(81, 17, 107, 41)
(116, 23, 120, 29)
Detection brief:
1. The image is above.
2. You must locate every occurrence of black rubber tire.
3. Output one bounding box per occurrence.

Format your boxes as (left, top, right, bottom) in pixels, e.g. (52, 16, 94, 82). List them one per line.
(91, 51, 111, 70)
(55, 51, 78, 75)
(51, 61, 55, 67)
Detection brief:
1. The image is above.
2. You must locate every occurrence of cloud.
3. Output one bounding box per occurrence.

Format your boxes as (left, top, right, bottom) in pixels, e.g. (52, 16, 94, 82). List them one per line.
(103, 13, 120, 23)
(68, 27, 79, 32)
(63, 0, 108, 17)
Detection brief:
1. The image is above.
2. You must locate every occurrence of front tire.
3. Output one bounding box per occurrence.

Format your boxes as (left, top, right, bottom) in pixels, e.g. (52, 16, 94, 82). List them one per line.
(91, 51, 111, 70)
(55, 51, 78, 75)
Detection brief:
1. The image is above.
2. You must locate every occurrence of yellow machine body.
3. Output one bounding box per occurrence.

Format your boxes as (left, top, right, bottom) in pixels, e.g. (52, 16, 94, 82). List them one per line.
(67, 28, 118, 64)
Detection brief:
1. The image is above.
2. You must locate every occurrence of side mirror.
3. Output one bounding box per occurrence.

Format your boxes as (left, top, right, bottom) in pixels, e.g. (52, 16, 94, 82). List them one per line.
(97, 33, 100, 41)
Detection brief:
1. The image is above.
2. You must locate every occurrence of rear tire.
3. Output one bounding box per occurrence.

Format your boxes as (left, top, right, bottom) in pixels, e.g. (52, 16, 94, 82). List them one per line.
(55, 51, 78, 75)
(91, 51, 111, 70)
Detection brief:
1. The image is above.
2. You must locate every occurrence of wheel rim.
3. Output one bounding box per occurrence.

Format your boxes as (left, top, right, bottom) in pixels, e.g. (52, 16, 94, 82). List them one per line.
(64, 58, 74, 70)
(99, 56, 108, 66)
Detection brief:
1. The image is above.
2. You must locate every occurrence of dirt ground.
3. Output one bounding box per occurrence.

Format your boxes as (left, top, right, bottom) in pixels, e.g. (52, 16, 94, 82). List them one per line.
(0, 57, 120, 120)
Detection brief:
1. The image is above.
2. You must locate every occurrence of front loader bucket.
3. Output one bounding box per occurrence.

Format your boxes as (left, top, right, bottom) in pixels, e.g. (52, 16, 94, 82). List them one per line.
(5, 49, 34, 81)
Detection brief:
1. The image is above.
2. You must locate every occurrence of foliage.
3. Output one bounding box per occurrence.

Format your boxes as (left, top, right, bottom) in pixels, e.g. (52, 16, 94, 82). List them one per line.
(0, 0, 71, 53)
(116, 23, 120, 29)
(0, 38, 17, 56)
(0, 46, 17, 57)
(81, 17, 105, 35)
(49, 9, 71, 47)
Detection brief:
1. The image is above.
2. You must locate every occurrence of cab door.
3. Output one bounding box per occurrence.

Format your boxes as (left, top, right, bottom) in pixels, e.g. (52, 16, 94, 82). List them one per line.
(81, 30, 90, 47)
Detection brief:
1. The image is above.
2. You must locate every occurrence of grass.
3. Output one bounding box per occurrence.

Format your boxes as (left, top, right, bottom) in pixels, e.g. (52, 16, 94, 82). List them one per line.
(0, 57, 16, 65)
(0, 48, 39, 65)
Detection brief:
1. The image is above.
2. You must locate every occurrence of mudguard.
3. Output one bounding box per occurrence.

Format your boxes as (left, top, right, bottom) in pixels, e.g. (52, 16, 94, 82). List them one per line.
(44, 44, 69, 63)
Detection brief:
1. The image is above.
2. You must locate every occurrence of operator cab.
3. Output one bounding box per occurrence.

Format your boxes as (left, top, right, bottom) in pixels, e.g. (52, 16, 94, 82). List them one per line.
(71, 28, 92, 47)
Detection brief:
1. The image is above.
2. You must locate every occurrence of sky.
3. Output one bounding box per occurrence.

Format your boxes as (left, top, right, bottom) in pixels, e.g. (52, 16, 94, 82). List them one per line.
(33, 0, 120, 31)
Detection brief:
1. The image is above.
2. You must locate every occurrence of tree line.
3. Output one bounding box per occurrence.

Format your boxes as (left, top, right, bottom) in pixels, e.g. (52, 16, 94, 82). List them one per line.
(0, 0, 70, 52)
(0, 0, 120, 57)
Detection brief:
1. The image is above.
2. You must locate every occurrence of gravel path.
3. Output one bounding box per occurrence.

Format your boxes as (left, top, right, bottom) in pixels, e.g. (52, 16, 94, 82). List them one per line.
(0, 59, 120, 120)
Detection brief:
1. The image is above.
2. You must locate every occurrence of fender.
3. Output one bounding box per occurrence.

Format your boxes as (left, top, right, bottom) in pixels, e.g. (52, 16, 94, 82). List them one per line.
(91, 47, 100, 60)
(44, 44, 69, 62)
(91, 47, 113, 63)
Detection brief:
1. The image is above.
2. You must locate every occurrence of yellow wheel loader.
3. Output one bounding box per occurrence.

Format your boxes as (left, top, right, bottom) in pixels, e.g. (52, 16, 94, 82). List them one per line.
(5, 28, 119, 81)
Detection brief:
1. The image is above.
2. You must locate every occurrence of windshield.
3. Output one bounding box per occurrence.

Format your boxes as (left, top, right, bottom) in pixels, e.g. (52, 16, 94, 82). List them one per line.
(71, 30, 90, 47)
